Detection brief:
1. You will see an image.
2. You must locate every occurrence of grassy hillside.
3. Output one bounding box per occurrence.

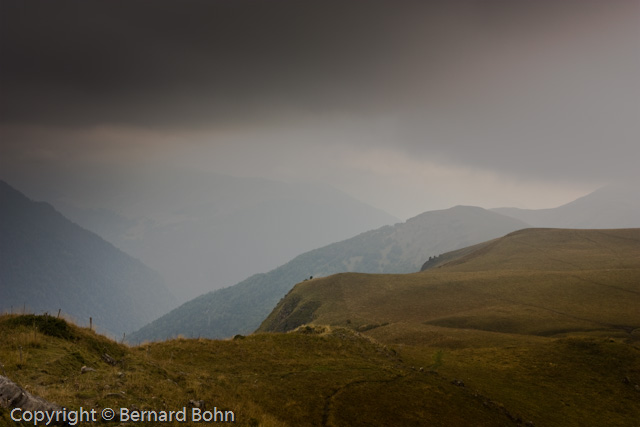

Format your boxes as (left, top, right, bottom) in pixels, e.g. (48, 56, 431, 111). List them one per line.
(260, 229, 640, 336)
(129, 206, 528, 343)
(257, 228, 640, 426)
(0, 180, 176, 337)
(1, 315, 519, 427)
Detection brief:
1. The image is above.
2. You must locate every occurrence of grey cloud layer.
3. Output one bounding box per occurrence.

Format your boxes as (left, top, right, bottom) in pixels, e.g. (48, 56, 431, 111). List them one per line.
(1, 0, 638, 184)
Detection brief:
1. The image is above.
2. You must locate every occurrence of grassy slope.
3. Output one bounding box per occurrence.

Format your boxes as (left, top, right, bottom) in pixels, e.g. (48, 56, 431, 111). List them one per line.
(1, 317, 511, 427)
(260, 229, 640, 335)
(258, 228, 640, 426)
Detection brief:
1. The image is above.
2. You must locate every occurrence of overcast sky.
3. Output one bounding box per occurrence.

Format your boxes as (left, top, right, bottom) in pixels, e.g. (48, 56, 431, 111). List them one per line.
(1, 0, 638, 219)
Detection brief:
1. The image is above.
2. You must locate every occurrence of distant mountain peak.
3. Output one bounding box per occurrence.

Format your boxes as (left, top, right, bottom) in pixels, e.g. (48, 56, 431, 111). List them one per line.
(492, 183, 640, 229)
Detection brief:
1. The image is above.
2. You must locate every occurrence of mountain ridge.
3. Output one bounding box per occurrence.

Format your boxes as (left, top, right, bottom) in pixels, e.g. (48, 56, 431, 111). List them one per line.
(492, 183, 640, 229)
(128, 205, 529, 343)
(0, 180, 177, 337)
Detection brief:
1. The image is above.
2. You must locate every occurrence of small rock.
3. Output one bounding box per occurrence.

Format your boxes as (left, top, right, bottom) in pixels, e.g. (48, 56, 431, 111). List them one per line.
(80, 366, 96, 374)
(189, 399, 205, 409)
(105, 392, 126, 398)
(101, 353, 117, 366)
(0, 375, 62, 413)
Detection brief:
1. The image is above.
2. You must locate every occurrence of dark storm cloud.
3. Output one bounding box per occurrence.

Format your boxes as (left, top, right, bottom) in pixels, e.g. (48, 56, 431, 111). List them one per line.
(1, 0, 638, 184)
(2, 0, 626, 126)
(1, 0, 436, 127)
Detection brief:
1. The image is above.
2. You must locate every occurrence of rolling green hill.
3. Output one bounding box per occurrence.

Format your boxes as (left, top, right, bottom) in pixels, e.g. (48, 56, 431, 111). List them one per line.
(128, 206, 528, 343)
(0, 180, 177, 337)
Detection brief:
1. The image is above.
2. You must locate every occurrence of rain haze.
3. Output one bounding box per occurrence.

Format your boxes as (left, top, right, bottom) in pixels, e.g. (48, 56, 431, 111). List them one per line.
(2, 0, 639, 219)
(2, 1, 640, 301)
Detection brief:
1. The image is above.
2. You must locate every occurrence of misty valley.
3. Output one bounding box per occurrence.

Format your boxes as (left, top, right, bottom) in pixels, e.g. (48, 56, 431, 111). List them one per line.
(1, 180, 640, 426)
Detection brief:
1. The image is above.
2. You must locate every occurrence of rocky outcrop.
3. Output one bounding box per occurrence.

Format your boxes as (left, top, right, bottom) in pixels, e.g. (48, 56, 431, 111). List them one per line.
(0, 375, 62, 413)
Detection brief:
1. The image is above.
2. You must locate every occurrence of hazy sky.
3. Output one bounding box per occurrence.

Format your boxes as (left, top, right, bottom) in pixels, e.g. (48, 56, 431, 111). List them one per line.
(1, 0, 638, 219)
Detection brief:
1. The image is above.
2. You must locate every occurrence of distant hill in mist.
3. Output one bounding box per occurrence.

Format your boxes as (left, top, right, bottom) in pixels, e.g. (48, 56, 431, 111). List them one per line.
(44, 171, 398, 302)
(128, 205, 528, 343)
(0, 180, 176, 337)
(493, 183, 640, 229)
